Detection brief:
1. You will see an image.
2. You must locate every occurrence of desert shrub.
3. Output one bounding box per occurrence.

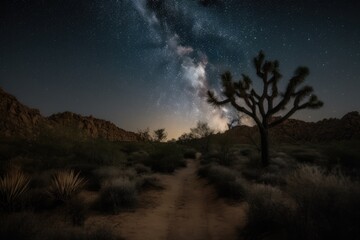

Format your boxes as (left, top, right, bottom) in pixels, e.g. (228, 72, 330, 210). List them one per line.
(0, 212, 40, 240)
(321, 141, 360, 175)
(241, 184, 295, 240)
(245, 152, 262, 168)
(0, 168, 30, 211)
(240, 148, 252, 156)
(136, 175, 163, 190)
(216, 178, 246, 200)
(198, 164, 246, 200)
(72, 140, 127, 166)
(206, 165, 237, 183)
(67, 196, 87, 226)
(241, 166, 360, 240)
(48, 170, 86, 203)
(241, 168, 262, 182)
(197, 164, 211, 178)
(183, 149, 197, 159)
(258, 172, 286, 186)
(97, 178, 137, 213)
(95, 166, 137, 182)
(122, 142, 143, 154)
(281, 146, 325, 165)
(133, 163, 152, 175)
(127, 150, 149, 163)
(285, 165, 360, 239)
(201, 152, 220, 165)
(144, 144, 186, 173)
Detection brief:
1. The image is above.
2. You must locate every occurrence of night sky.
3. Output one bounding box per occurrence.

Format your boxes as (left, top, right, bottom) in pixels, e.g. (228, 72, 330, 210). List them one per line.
(1, 0, 359, 138)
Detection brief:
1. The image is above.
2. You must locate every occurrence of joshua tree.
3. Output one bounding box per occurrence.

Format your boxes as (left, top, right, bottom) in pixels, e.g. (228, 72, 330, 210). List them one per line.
(153, 128, 167, 142)
(208, 51, 323, 166)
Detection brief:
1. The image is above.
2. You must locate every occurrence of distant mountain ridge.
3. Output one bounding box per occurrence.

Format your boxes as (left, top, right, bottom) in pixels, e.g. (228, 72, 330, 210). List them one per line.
(1, 87, 359, 143)
(224, 111, 360, 143)
(0, 87, 138, 141)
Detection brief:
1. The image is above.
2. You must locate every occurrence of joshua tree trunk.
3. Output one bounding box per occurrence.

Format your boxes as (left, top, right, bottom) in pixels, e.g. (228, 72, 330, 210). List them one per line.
(259, 126, 269, 166)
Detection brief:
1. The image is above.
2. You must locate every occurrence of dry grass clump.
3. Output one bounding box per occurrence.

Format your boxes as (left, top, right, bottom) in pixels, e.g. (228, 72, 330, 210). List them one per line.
(285, 165, 360, 239)
(242, 165, 360, 240)
(48, 170, 86, 203)
(242, 184, 295, 240)
(0, 168, 30, 211)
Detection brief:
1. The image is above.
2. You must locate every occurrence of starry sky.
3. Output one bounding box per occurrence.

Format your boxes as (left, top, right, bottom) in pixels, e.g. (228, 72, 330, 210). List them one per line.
(1, 0, 359, 138)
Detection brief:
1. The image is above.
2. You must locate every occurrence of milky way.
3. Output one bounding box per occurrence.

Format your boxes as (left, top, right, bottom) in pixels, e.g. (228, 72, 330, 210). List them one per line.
(1, 0, 359, 138)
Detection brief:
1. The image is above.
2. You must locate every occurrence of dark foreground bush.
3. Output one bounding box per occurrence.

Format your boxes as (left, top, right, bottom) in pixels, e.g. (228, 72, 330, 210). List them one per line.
(136, 175, 163, 190)
(241, 165, 360, 240)
(241, 184, 295, 240)
(144, 144, 186, 173)
(285, 165, 360, 239)
(183, 149, 197, 159)
(0, 212, 39, 240)
(97, 178, 137, 213)
(198, 164, 246, 200)
(67, 196, 87, 226)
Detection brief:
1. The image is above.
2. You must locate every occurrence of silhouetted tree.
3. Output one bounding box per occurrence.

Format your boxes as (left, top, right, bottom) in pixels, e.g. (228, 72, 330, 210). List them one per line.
(190, 121, 214, 138)
(208, 51, 323, 166)
(190, 121, 214, 153)
(153, 128, 167, 142)
(137, 128, 152, 142)
(177, 133, 195, 143)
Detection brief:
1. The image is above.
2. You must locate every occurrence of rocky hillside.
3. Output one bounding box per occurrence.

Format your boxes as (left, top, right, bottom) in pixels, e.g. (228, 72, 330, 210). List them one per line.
(0, 87, 46, 138)
(225, 111, 360, 143)
(48, 112, 138, 141)
(0, 87, 138, 141)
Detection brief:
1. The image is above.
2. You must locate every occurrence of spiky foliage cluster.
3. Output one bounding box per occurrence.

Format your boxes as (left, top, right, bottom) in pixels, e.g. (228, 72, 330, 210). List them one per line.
(48, 170, 86, 203)
(208, 51, 323, 128)
(0, 168, 30, 210)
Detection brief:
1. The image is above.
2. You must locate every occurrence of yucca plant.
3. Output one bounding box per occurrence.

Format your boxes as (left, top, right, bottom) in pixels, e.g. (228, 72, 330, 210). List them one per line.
(0, 168, 30, 211)
(48, 170, 86, 203)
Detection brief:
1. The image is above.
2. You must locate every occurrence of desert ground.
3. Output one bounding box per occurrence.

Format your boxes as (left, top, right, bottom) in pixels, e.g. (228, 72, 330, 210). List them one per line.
(85, 159, 246, 240)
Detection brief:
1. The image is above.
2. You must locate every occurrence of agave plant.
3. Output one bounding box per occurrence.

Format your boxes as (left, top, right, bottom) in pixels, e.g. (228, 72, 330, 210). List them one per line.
(0, 168, 30, 211)
(48, 170, 87, 203)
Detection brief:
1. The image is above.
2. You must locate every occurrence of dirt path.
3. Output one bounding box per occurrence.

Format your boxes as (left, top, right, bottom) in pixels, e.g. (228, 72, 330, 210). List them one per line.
(86, 160, 246, 240)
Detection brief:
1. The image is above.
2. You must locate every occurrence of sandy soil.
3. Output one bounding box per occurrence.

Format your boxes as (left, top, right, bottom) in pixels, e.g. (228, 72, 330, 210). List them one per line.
(85, 160, 246, 240)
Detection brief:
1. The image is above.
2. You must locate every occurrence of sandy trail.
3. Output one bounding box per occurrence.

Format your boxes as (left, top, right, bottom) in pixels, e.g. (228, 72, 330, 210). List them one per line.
(86, 160, 246, 240)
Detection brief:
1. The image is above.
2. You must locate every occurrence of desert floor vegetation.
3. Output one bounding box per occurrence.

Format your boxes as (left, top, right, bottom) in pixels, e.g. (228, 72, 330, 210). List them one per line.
(0, 133, 359, 240)
(195, 139, 360, 240)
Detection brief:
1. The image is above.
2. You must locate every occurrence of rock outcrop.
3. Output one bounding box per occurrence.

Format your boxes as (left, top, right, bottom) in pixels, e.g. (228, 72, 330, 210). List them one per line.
(48, 112, 138, 141)
(0, 87, 138, 141)
(0, 87, 46, 138)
